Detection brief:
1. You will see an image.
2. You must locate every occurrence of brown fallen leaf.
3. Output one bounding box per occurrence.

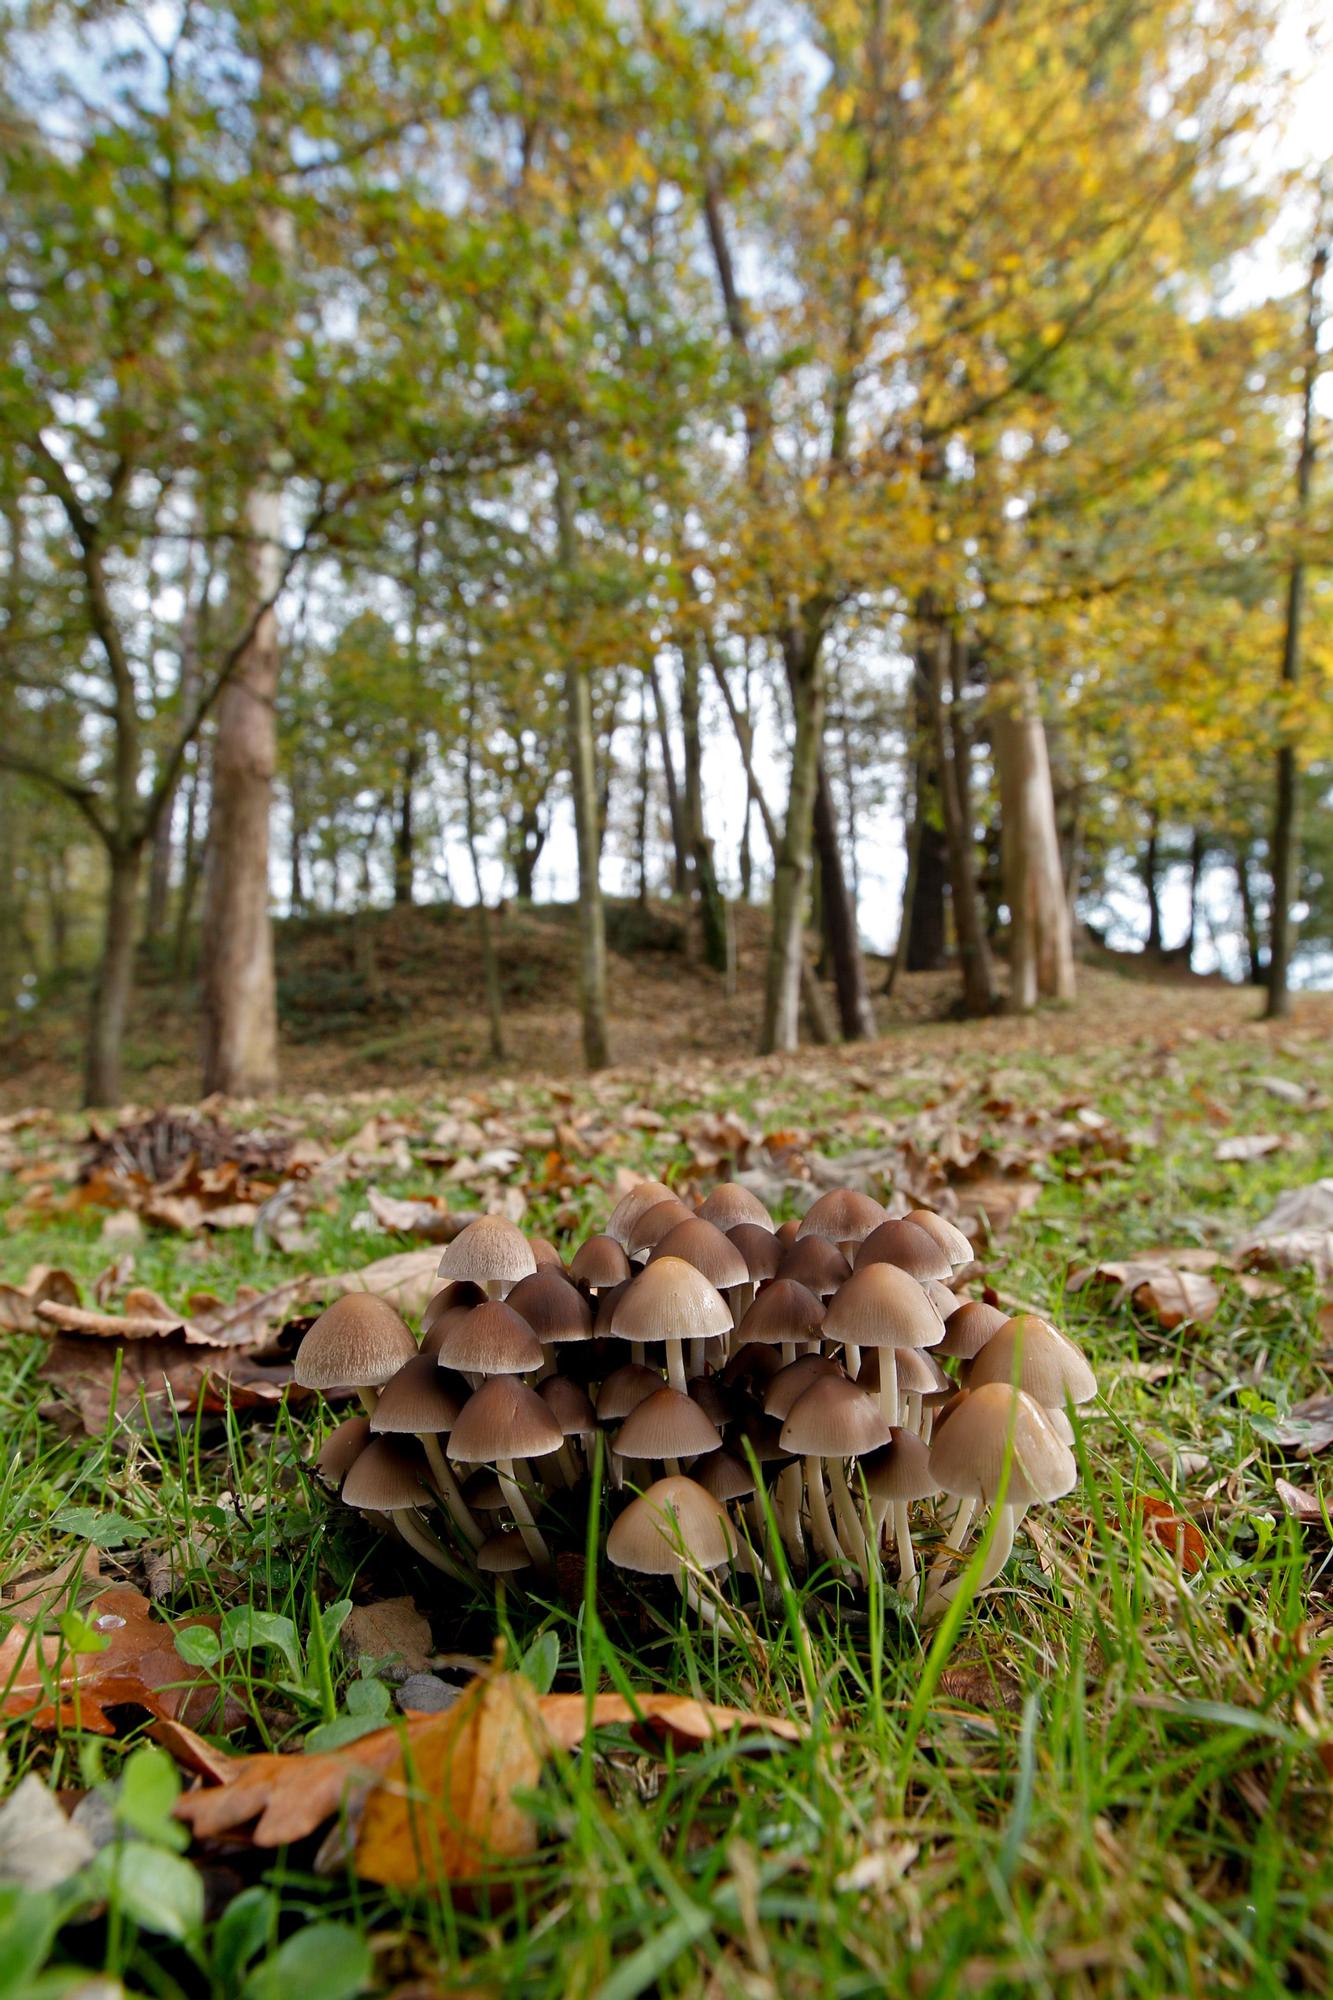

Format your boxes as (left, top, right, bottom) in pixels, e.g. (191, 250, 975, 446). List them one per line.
(537, 1691, 805, 1752)
(0, 1584, 217, 1733)
(1275, 1478, 1326, 1525)
(343, 1598, 435, 1677)
(1273, 1394, 1333, 1456)
(1134, 1498, 1207, 1574)
(321, 1249, 444, 1321)
(1236, 1180, 1333, 1285)
(1, 1544, 102, 1619)
(1214, 1134, 1284, 1163)
(1069, 1256, 1221, 1328)
(955, 1178, 1041, 1241)
(361, 1190, 455, 1243)
(0, 1265, 82, 1334)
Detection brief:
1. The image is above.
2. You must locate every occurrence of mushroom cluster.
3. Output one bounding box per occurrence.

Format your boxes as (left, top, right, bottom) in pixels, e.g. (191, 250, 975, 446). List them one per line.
(295, 1181, 1095, 1624)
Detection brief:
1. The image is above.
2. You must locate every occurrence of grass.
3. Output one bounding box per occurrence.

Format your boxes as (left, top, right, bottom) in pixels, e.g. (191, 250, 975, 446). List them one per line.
(2, 978, 1332, 1997)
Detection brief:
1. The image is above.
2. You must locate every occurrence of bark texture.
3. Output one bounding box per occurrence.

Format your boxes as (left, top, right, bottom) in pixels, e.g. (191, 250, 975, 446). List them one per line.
(993, 675, 1076, 1012)
(85, 844, 143, 1105)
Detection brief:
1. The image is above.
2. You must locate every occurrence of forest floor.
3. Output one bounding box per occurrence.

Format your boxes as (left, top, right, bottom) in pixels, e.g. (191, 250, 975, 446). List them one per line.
(1, 949, 1332, 1996)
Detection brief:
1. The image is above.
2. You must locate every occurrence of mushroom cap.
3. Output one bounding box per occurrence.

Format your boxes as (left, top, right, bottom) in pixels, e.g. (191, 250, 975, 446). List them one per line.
(538, 1374, 596, 1436)
(1044, 1406, 1075, 1445)
(777, 1236, 851, 1297)
(596, 1363, 666, 1421)
(448, 1375, 565, 1462)
(626, 1197, 694, 1259)
(763, 1353, 843, 1421)
(648, 1217, 750, 1291)
(905, 1209, 974, 1267)
(697, 1182, 774, 1232)
(528, 1236, 565, 1271)
(719, 1341, 784, 1393)
(796, 1188, 888, 1245)
(737, 1277, 827, 1346)
(726, 1223, 784, 1281)
(421, 1280, 485, 1338)
(921, 1280, 957, 1321)
(612, 1386, 722, 1461)
(477, 1528, 533, 1574)
(593, 1277, 633, 1335)
(420, 1303, 475, 1361)
(507, 1267, 593, 1345)
(437, 1300, 544, 1376)
(371, 1354, 468, 1435)
(569, 1234, 633, 1291)
(462, 1469, 507, 1510)
(606, 1476, 736, 1577)
(315, 1415, 372, 1486)
(693, 1447, 757, 1503)
(927, 1382, 1076, 1505)
(604, 1179, 677, 1248)
(858, 1345, 950, 1396)
(611, 1257, 733, 1347)
(779, 1374, 893, 1458)
(967, 1317, 1097, 1408)
(731, 1408, 793, 1466)
(775, 1218, 802, 1249)
(294, 1293, 418, 1391)
(860, 1428, 940, 1502)
(821, 1262, 943, 1352)
(436, 1214, 537, 1291)
(688, 1373, 732, 1429)
(341, 1436, 431, 1512)
(854, 1217, 953, 1282)
(936, 1299, 1008, 1359)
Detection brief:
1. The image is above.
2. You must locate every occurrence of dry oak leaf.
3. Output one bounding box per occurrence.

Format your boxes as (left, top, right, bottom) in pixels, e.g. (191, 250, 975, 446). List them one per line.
(0, 1584, 216, 1733)
(1134, 1498, 1207, 1575)
(0, 1265, 81, 1334)
(1069, 1255, 1221, 1329)
(342, 1597, 434, 1677)
(537, 1691, 805, 1753)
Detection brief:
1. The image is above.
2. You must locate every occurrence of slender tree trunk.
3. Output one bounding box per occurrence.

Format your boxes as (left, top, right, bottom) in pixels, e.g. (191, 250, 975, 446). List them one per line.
(763, 629, 826, 1053)
(993, 673, 1076, 1012)
(173, 736, 209, 980)
(1236, 845, 1265, 984)
(636, 682, 651, 906)
(595, 669, 623, 855)
(512, 802, 546, 902)
(1267, 212, 1327, 1019)
(812, 759, 875, 1036)
(1143, 811, 1164, 954)
(556, 470, 609, 1069)
(1185, 828, 1204, 970)
(925, 627, 995, 1016)
(680, 642, 727, 971)
(904, 660, 948, 972)
(393, 745, 419, 907)
(648, 661, 689, 896)
(463, 662, 504, 1062)
(146, 540, 200, 944)
(85, 843, 143, 1106)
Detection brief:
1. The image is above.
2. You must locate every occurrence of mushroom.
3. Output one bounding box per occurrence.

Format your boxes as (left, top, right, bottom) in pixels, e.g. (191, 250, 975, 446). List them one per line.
(736, 1276, 826, 1367)
(936, 1299, 1008, 1360)
(693, 1448, 768, 1579)
(854, 1217, 953, 1283)
(611, 1255, 732, 1393)
(606, 1475, 736, 1623)
(604, 1179, 677, 1248)
(819, 1262, 942, 1425)
(859, 1428, 940, 1599)
(625, 1196, 694, 1262)
(762, 1352, 844, 1422)
(476, 1528, 533, 1607)
(528, 1236, 565, 1271)
(904, 1209, 974, 1267)
(507, 1266, 593, 1377)
(649, 1216, 751, 1348)
(341, 1437, 468, 1581)
(777, 1235, 851, 1300)
(436, 1300, 544, 1382)
(688, 1372, 732, 1429)
(370, 1354, 482, 1548)
(697, 1182, 774, 1232)
(775, 1218, 802, 1249)
(538, 1373, 597, 1483)
(448, 1376, 565, 1573)
(595, 1362, 666, 1421)
(796, 1188, 888, 1256)
(421, 1280, 486, 1342)
(569, 1233, 632, 1294)
(966, 1315, 1097, 1412)
(612, 1385, 722, 1481)
(778, 1375, 890, 1581)
(720, 1339, 784, 1397)
(314, 1415, 372, 1488)
(436, 1214, 537, 1301)
(923, 1382, 1076, 1618)
(294, 1293, 418, 1415)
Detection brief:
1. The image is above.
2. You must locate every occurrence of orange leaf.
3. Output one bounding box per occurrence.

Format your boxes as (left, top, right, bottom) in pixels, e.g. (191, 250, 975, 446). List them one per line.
(538, 1691, 803, 1752)
(1135, 1497, 1207, 1574)
(0, 1586, 218, 1733)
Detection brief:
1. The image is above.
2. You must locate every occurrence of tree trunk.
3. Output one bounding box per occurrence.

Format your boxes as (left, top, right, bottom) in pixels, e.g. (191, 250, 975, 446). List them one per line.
(85, 843, 143, 1106)
(993, 673, 1076, 1013)
(636, 682, 651, 906)
(925, 627, 995, 1016)
(763, 629, 826, 1053)
(1185, 828, 1204, 970)
(464, 665, 505, 1063)
(566, 661, 610, 1069)
(393, 745, 419, 907)
(173, 735, 209, 981)
(146, 542, 201, 944)
(199, 487, 282, 1097)
(885, 768, 923, 999)
(1236, 845, 1265, 984)
(512, 801, 546, 902)
(680, 642, 727, 972)
(903, 667, 948, 973)
(648, 661, 689, 896)
(812, 759, 876, 1036)
(1143, 811, 1164, 954)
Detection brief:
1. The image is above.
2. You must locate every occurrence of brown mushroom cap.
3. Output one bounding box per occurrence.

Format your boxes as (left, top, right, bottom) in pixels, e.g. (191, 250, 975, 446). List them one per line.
(688, 1373, 732, 1429)
(370, 1355, 468, 1435)
(612, 1386, 722, 1461)
(596, 1363, 666, 1422)
(294, 1293, 418, 1391)
(462, 1469, 507, 1511)
(648, 1217, 750, 1292)
(436, 1214, 537, 1291)
(906, 1209, 974, 1267)
(315, 1415, 372, 1486)
(726, 1223, 785, 1281)
(569, 1234, 633, 1291)
(967, 1316, 1096, 1407)
(763, 1353, 844, 1421)
(732, 1408, 793, 1467)
(796, 1188, 888, 1245)
(737, 1277, 827, 1346)
(927, 1382, 1076, 1505)
(448, 1376, 565, 1462)
(775, 1219, 802, 1249)
(528, 1236, 565, 1271)
(611, 1257, 733, 1346)
(860, 1428, 940, 1502)
(341, 1436, 432, 1512)
(693, 1447, 757, 1503)
(421, 1281, 485, 1338)
(477, 1528, 533, 1574)
(437, 1300, 544, 1376)
(626, 1197, 694, 1258)
(854, 1217, 953, 1282)
(779, 1374, 893, 1458)
(697, 1182, 774, 1232)
(606, 1476, 736, 1577)
(821, 1261, 943, 1352)
(719, 1341, 784, 1393)
(605, 1179, 677, 1248)
(506, 1267, 593, 1345)
(777, 1236, 851, 1297)
(936, 1299, 1008, 1359)
(921, 1280, 957, 1321)
(593, 1277, 633, 1335)
(538, 1374, 597, 1437)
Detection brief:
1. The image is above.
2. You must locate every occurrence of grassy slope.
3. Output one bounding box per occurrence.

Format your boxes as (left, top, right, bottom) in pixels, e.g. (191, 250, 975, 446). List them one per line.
(2, 970, 1332, 1996)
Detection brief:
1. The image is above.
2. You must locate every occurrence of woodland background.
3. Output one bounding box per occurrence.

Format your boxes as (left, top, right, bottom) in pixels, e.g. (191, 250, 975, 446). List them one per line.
(1, 0, 1330, 1107)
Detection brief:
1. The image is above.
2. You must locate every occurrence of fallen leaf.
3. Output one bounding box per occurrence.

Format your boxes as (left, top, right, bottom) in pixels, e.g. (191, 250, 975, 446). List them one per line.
(536, 1691, 805, 1752)
(360, 1190, 454, 1242)
(322, 1249, 444, 1320)
(1275, 1479, 1326, 1524)
(1069, 1255, 1221, 1328)
(2, 1543, 102, 1618)
(1214, 1134, 1283, 1163)
(1237, 1180, 1333, 1285)
(1134, 1498, 1207, 1574)
(1273, 1394, 1333, 1456)
(0, 1265, 81, 1333)
(0, 1774, 96, 1890)
(955, 1178, 1041, 1241)
(0, 1585, 217, 1733)
(343, 1598, 434, 1677)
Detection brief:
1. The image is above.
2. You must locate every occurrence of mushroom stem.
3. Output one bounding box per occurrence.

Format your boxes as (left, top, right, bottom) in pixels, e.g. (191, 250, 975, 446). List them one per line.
(877, 1365, 900, 1430)
(420, 1434, 484, 1549)
(680, 1570, 721, 1629)
(804, 1455, 850, 1575)
(924, 1494, 978, 1603)
(497, 1457, 551, 1574)
(780, 1340, 797, 1369)
(730, 1281, 755, 1334)
(687, 1338, 707, 1377)
(923, 1503, 1024, 1620)
(894, 1500, 918, 1603)
(828, 1458, 869, 1582)
(396, 1508, 470, 1583)
(665, 1455, 682, 1480)
(356, 1387, 380, 1417)
(776, 1465, 806, 1568)
(665, 1339, 688, 1394)
(842, 1342, 862, 1380)
(905, 1391, 922, 1436)
(630, 1341, 647, 1367)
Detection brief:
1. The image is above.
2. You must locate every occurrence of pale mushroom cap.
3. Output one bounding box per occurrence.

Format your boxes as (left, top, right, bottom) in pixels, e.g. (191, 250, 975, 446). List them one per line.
(341, 1437, 431, 1512)
(606, 1476, 736, 1577)
(315, 1415, 372, 1485)
(967, 1317, 1097, 1407)
(861, 1428, 940, 1502)
(437, 1300, 544, 1376)
(596, 1362, 667, 1421)
(821, 1262, 943, 1352)
(796, 1188, 888, 1244)
(927, 1382, 1077, 1505)
(737, 1278, 826, 1347)
(648, 1217, 750, 1291)
(727, 1223, 785, 1281)
(905, 1210, 975, 1266)
(921, 1279, 957, 1320)
(777, 1236, 851, 1296)
(763, 1353, 843, 1421)
(294, 1293, 418, 1391)
(697, 1182, 774, 1232)
(854, 1217, 953, 1282)
(448, 1375, 565, 1462)
(477, 1529, 533, 1574)
(612, 1386, 722, 1461)
(937, 1299, 1008, 1359)
(506, 1267, 593, 1345)
(569, 1234, 632, 1290)
(626, 1197, 694, 1258)
(779, 1375, 893, 1458)
(611, 1257, 734, 1345)
(604, 1179, 677, 1248)
(436, 1214, 537, 1290)
(370, 1354, 467, 1435)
